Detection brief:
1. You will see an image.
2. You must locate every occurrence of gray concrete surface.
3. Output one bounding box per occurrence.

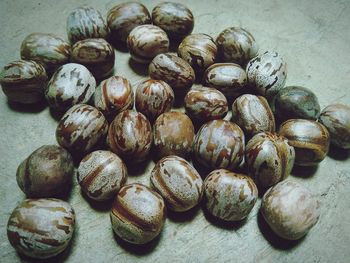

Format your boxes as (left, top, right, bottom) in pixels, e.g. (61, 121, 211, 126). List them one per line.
(0, 0, 350, 262)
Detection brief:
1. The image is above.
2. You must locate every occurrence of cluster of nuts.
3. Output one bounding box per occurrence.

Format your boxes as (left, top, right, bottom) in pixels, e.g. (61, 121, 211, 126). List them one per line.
(1, 1, 350, 260)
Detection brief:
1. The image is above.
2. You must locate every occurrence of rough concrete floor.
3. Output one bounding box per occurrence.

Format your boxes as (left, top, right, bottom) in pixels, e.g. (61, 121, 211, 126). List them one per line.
(0, 0, 350, 262)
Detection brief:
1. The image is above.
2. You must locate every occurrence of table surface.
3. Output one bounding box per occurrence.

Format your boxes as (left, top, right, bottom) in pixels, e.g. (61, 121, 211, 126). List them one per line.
(1, 0, 350, 262)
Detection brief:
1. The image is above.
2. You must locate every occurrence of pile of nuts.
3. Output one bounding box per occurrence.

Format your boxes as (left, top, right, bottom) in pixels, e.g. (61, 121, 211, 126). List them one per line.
(1, 1, 350, 260)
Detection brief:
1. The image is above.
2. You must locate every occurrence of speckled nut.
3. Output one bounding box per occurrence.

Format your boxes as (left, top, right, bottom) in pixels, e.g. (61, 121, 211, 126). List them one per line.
(107, 110, 152, 162)
(203, 63, 247, 99)
(71, 38, 115, 80)
(0, 60, 48, 104)
(245, 132, 295, 189)
(149, 53, 195, 95)
(279, 119, 330, 166)
(67, 6, 109, 44)
(204, 169, 258, 221)
(178, 33, 218, 73)
(7, 198, 75, 259)
(110, 183, 166, 244)
(135, 79, 174, 122)
(246, 51, 287, 100)
(318, 104, 350, 149)
(107, 2, 151, 43)
(16, 145, 74, 198)
(193, 120, 245, 170)
(261, 180, 320, 240)
(56, 104, 108, 154)
(151, 155, 203, 212)
(184, 86, 228, 122)
(45, 63, 96, 110)
(216, 27, 259, 66)
(153, 111, 195, 159)
(152, 2, 194, 39)
(275, 86, 320, 121)
(77, 150, 127, 201)
(20, 33, 70, 74)
(232, 94, 275, 137)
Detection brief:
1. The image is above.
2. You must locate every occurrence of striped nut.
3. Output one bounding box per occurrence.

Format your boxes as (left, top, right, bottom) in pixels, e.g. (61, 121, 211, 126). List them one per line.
(67, 6, 109, 44)
(245, 132, 295, 189)
(16, 145, 74, 198)
(246, 51, 287, 100)
(184, 86, 228, 122)
(127, 25, 169, 63)
(203, 63, 247, 99)
(204, 169, 258, 221)
(71, 38, 115, 80)
(77, 150, 127, 201)
(20, 33, 70, 74)
(56, 104, 108, 154)
(107, 2, 151, 43)
(7, 198, 75, 259)
(232, 94, 276, 137)
(45, 63, 96, 110)
(216, 27, 259, 65)
(150, 155, 204, 212)
(110, 183, 166, 244)
(135, 79, 174, 122)
(107, 110, 152, 162)
(149, 53, 195, 95)
(152, 2, 194, 39)
(318, 104, 350, 149)
(261, 180, 320, 240)
(0, 60, 47, 104)
(178, 33, 218, 73)
(153, 111, 195, 159)
(279, 119, 330, 166)
(193, 120, 245, 170)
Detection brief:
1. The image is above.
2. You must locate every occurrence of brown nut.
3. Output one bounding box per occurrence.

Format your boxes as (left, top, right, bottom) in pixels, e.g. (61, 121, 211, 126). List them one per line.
(279, 119, 330, 166)
(261, 180, 320, 240)
(151, 155, 203, 212)
(204, 169, 258, 221)
(7, 198, 75, 259)
(110, 183, 166, 244)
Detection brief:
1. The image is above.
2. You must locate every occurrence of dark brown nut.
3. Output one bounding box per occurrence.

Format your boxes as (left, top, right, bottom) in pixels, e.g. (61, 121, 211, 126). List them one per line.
(7, 198, 75, 259)
(127, 25, 169, 63)
(107, 110, 152, 162)
(110, 183, 166, 244)
(20, 33, 70, 74)
(193, 120, 245, 170)
(71, 38, 115, 80)
(67, 6, 109, 44)
(318, 104, 350, 149)
(184, 86, 228, 122)
(203, 63, 247, 99)
(151, 155, 203, 212)
(152, 2, 194, 39)
(232, 94, 276, 137)
(77, 150, 127, 201)
(275, 86, 320, 121)
(45, 63, 96, 110)
(204, 169, 258, 221)
(135, 79, 174, 122)
(107, 2, 151, 43)
(148, 53, 195, 95)
(153, 111, 195, 159)
(245, 132, 295, 189)
(261, 180, 320, 240)
(56, 104, 108, 154)
(279, 119, 330, 166)
(16, 145, 74, 198)
(216, 27, 259, 66)
(0, 60, 47, 104)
